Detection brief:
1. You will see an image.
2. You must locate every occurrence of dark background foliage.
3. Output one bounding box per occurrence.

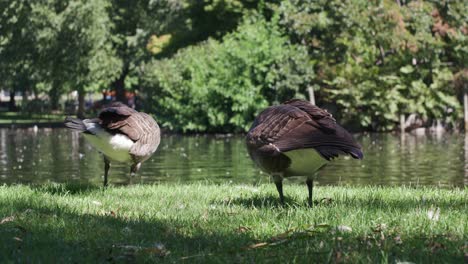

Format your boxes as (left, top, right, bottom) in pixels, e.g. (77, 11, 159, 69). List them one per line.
(0, 0, 466, 131)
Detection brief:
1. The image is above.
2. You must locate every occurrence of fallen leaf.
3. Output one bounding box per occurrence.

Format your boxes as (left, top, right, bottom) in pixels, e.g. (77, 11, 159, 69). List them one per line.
(143, 243, 170, 257)
(13, 237, 22, 242)
(394, 235, 403, 245)
(427, 207, 440, 221)
(320, 198, 334, 204)
(336, 225, 352, 233)
(428, 242, 445, 253)
(112, 243, 170, 257)
(0, 216, 15, 224)
(247, 242, 268, 249)
(236, 226, 251, 233)
(314, 223, 331, 228)
(270, 229, 294, 241)
(268, 239, 289, 246)
(113, 244, 141, 251)
(372, 223, 387, 233)
(180, 253, 214, 260)
(23, 209, 34, 214)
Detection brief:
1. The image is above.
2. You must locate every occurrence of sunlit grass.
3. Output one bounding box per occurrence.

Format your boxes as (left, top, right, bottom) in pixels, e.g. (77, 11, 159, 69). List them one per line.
(0, 183, 466, 262)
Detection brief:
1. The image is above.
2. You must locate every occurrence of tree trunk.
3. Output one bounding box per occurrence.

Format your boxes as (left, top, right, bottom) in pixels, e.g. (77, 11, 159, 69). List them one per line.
(33, 86, 39, 100)
(464, 89, 468, 132)
(400, 114, 406, 134)
(8, 90, 17, 111)
(308, 86, 315, 105)
(22, 90, 29, 105)
(112, 68, 129, 104)
(465, 133, 468, 186)
(77, 89, 85, 119)
(50, 84, 61, 110)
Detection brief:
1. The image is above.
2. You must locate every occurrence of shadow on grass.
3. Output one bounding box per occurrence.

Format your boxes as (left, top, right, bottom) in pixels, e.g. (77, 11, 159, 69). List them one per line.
(0, 198, 256, 263)
(222, 188, 466, 211)
(0, 186, 465, 263)
(221, 194, 333, 209)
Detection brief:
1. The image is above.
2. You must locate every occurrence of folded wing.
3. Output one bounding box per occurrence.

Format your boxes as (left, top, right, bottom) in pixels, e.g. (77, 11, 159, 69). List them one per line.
(247, 100, 363, 160)
(98, 103, 160, 158)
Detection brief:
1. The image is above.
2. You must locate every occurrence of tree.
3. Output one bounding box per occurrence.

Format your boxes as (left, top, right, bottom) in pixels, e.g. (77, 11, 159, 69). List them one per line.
(0, 0, 120, 117)
(0, 1, 43, 110)
(276, 0, 464, 130)
(48, 0, 121, 117)
(106, 0, 187, 103)
(141, 15, 312, 132)
(107, 0, 267, 104)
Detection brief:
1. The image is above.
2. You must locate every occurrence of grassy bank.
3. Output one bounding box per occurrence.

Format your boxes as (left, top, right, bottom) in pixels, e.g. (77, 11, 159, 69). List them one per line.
(0, 183, 466, 263)
(0, 112, 65, 125)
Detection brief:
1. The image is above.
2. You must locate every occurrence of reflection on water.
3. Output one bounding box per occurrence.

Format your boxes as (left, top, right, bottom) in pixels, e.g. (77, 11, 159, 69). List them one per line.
(0, 128, 466, 187)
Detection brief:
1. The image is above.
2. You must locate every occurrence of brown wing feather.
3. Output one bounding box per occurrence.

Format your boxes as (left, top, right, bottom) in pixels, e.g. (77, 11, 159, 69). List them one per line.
(128, 112, 160, 158)
(98, 104, 160, 159)
(99, 103, 138, 140)
(247, 105, 306, 145)
(247, 100, 363, 160)
(283, 99, 336, 133)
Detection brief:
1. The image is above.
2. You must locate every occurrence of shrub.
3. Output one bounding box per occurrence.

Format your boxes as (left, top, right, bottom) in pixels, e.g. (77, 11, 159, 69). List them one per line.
(141, 15, 313, 132)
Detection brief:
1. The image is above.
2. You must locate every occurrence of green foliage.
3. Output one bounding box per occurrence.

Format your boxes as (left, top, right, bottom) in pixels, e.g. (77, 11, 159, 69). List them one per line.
(0, 0, 121, 112)
(142, 0, 466, 132)
(276, 0, 465, 130)
(141, 16, 312, 132)
(53, 0, 121, 90)
(0, 1, 44, 96)
(106, 0, 186, 94)
(0, 0, 466, 131)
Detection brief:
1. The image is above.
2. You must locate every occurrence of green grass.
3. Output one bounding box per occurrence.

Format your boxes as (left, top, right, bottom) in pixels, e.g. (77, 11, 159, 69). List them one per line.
(0, 183, 466, 263)
(0, 112, 66, 124)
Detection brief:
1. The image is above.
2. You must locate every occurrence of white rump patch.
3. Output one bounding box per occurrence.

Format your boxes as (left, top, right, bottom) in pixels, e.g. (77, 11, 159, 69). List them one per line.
(283, 148, 328, 177)
(109, 134, 134, 150)
(82, 124, 134, 163)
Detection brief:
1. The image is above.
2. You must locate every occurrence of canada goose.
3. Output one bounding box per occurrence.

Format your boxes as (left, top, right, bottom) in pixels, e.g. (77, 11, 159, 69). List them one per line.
(64, 102, 160, 186)
(246, 99, 363, 206)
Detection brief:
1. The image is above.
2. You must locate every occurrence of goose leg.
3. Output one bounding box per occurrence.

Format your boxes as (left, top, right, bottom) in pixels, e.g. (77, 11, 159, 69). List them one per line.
(104, 157, 110, 187)
(271, 174, 284, 205)
(130, 162, 141, 176)
(306, 179, 313, 207)
(274, 180, 284, 204)
(129, 163, 141, 185)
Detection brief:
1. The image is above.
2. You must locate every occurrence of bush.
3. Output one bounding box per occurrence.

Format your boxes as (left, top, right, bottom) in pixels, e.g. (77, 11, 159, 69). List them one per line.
(141, 15, 313, 132)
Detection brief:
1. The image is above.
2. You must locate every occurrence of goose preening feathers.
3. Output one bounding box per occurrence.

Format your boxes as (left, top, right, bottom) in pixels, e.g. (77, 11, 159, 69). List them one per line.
(246, 99, 363, 206)
(64, 102, 161, 186)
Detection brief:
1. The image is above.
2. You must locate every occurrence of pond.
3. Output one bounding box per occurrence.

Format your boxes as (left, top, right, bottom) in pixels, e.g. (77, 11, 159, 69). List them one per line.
(0, 128, 466, 187)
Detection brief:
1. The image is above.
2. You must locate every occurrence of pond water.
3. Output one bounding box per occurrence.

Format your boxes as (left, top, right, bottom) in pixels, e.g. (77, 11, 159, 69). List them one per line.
(0, 128, 466, 187)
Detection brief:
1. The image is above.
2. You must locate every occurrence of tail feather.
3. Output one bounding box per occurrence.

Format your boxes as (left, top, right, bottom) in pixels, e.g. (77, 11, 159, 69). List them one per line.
(64, 117, 87, 132)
